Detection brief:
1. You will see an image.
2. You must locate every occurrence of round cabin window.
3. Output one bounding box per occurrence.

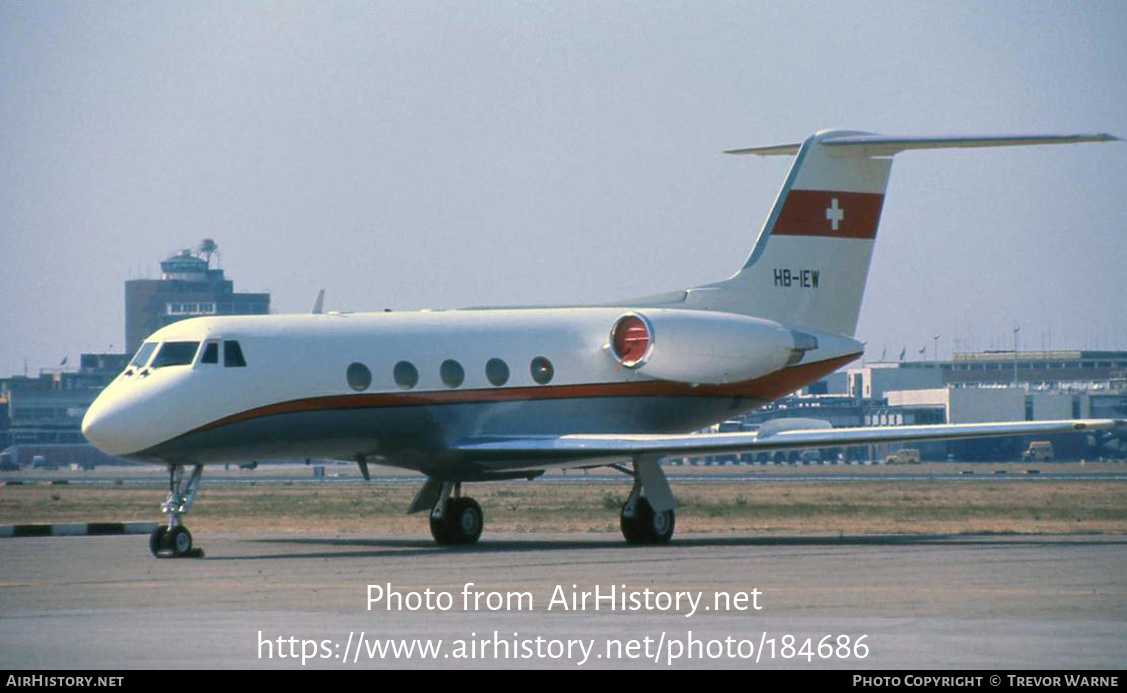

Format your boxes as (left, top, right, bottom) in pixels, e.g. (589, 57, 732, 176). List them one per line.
(440, 359, 465, 388)
(486, 358, 510, 386)
(530, 356, 554, 385)
(346, 362, 372, 391)
(393, 361, 419, 390)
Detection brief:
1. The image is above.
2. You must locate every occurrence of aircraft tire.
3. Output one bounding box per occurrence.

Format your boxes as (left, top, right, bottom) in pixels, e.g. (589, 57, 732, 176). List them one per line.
(448, 497, 484, 545)
(168, 526, 193, 557)
(149, 527, 168, 557)
(620, 497, 675, 545)
(430, 498, 484, 545)
(429, 509, 453, 544)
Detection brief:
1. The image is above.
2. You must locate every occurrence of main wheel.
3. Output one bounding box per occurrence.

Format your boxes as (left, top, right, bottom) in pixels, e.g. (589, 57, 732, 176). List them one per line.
(430, 497, 484, 545)
(429, 508, 453, 544)
(167, 526, 193, 557)
(620, 497, 675, 545)
(149, 526, 168, 557)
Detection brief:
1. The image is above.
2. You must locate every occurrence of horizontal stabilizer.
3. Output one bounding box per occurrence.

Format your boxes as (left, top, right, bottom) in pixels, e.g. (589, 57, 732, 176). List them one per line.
(724, 142, 801, 157)
(727, 132, 1119, 157)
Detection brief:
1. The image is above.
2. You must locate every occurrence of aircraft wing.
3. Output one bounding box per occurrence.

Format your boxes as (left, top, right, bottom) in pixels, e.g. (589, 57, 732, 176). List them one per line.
(454, 419, 1125, 464)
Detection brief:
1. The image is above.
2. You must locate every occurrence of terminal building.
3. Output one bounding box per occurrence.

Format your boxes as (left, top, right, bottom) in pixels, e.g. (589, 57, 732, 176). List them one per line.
(702, 350, 1127, 464)
(125, 239, 270, 355)
(0, 353, 130, 467)
(841, 350, 1127, 399)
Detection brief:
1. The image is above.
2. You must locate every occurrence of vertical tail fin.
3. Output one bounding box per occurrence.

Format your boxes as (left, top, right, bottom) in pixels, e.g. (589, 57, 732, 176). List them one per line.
(642, 130, 1117, 337)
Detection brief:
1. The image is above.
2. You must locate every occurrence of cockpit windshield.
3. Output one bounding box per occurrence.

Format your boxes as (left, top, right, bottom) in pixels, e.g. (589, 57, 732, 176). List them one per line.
(151, 341, 201, 369)
(128, 342, 158, 369)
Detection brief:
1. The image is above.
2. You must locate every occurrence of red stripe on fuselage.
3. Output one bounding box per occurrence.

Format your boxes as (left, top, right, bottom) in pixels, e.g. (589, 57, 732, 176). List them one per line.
(177, 354, 860, 440)
(773, 190, 884, 239)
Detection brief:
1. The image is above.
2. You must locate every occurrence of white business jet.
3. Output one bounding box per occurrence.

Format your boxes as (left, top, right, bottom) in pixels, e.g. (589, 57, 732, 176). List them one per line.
(82, 130, 1123, 557)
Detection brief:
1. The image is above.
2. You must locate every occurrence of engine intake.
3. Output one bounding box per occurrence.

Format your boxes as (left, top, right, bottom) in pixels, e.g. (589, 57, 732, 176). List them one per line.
(609, 313, 652, 367)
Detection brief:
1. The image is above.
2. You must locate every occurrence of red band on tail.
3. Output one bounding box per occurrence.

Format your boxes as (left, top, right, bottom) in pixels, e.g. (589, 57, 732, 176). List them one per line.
(772, 190, 885, 239)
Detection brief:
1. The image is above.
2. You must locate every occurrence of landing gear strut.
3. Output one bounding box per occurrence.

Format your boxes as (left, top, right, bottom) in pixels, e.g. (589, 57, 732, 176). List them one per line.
(150, 464, 204, 558)
(619, 455, 676, 544)
(428, 482, 483, 545)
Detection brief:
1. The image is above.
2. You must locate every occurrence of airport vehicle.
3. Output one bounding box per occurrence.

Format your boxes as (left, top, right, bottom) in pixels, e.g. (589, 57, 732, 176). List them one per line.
(885, 448, 921, 465)
(1022, 441, 1054, 462)
(81, 130, 1124, 557)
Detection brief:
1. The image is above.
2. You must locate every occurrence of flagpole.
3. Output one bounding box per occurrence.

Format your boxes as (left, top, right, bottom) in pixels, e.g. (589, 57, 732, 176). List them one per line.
(1013, 326, 1021, 387)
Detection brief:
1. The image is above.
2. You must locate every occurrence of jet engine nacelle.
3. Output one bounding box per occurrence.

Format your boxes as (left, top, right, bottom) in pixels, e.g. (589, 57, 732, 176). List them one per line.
(606, 310, 809, 385)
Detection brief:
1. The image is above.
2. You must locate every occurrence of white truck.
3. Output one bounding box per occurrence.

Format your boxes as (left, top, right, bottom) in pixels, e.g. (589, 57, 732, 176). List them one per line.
(885, 448, 921, 465)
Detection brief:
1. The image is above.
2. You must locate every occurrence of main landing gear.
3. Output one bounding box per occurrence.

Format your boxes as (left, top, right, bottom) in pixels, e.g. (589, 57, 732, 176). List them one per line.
(620, 496, 675, 544)
(407, 478, 485, 545)
(405, 457, 677, 547)
(618, 455, 676, 545)
(429, 482, 483, 545)
(150, 463, 204, 558)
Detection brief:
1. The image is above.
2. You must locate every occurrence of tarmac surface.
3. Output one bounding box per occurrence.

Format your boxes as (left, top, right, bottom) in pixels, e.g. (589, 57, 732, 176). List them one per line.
(2, 531, 1125, 669)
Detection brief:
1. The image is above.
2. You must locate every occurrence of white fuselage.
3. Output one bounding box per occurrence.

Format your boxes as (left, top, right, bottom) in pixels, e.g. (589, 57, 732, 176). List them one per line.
(81, 306, 861, 474)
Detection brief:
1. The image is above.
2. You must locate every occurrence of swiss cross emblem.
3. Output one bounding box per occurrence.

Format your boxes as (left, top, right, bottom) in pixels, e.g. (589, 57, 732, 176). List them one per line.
(825, 198, 844, 231)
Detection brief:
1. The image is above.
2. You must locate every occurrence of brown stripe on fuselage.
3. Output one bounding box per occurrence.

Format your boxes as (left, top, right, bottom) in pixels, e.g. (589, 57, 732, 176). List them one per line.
(773, 190, 884, 239)
(175, 354, 860, 442)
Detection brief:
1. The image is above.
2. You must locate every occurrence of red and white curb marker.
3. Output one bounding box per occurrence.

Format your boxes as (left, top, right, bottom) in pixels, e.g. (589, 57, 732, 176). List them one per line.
(0, 522, 159, 538)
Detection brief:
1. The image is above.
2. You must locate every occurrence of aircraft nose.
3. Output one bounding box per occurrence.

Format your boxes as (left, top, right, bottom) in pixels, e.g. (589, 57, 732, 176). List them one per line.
(82, 393, 136, 457)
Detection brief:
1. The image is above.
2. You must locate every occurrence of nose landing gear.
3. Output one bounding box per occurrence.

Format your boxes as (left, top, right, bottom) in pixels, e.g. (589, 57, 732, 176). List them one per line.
(150, 464, 204, 558)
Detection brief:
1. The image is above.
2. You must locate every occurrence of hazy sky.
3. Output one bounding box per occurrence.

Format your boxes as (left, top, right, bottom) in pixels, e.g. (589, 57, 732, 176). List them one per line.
(2, 0, 1125, 376)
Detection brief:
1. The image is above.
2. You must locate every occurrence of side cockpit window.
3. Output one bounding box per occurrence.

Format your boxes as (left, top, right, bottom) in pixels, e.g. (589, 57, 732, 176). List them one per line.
(151, 341, 200, 369)
(224, 340, 247, 368)
(200, 342, 219, 365)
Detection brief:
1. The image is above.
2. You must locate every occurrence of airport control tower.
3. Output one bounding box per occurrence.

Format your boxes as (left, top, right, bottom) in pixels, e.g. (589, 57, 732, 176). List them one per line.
(124, 239, 270, 354)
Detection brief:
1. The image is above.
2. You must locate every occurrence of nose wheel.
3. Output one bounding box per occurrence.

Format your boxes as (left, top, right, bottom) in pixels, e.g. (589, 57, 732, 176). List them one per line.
(149, 525, 196, 557)
(150, 464, 204, 558)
